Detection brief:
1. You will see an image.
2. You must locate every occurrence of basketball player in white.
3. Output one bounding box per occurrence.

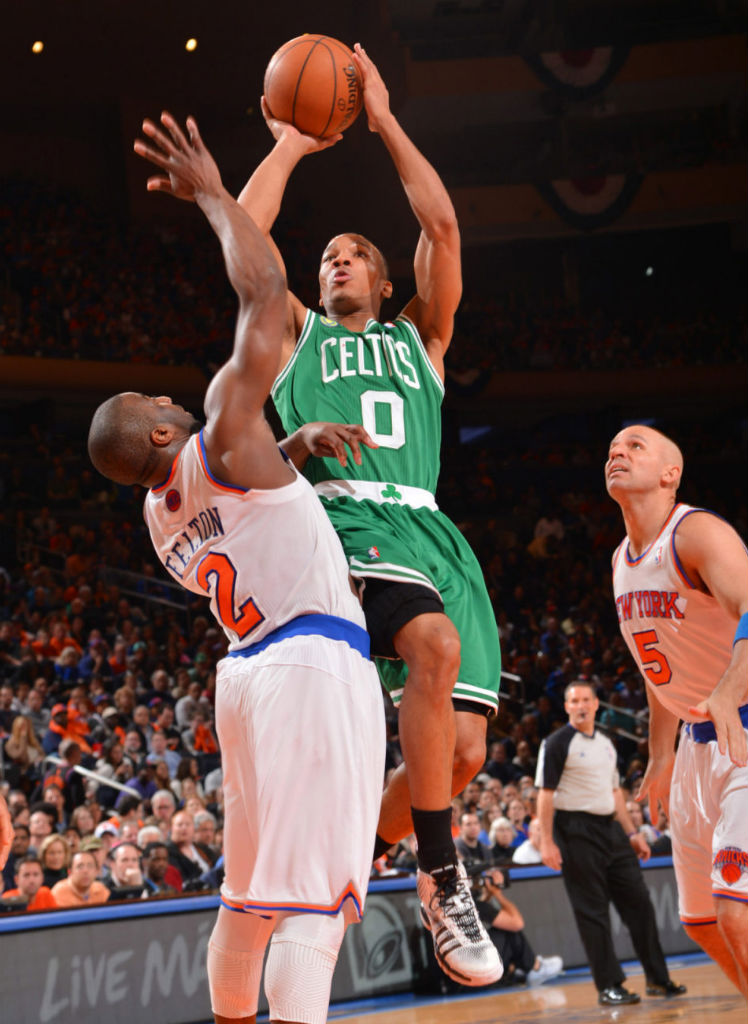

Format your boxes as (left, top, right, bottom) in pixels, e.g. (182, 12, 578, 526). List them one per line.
(88, 112, 385, 1024)
(606, 424, 747, 997)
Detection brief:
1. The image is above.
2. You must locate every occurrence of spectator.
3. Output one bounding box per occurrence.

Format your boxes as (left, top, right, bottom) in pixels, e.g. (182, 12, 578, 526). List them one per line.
(146, 731, 181, 778)
(171, 757, 205, 802)
(106, 842, 145, 899)
(625, 801, 660, 847)
(174, 680, 208, 729)
(22, 687, 50, 739)
(512, 819, 544, 866)
(28, 807, 54, 853)
(79, 835, 108, 878)
(488, 817, 517, 865)
(38, 833, 71, 888)
(167, 810, 216, 885)
(473, 867, 563, 987)
(150, 789, 177, 837)
(193, 810, 218, 854)
(51, 849, 110, 907)
(484, 742, 520, 785)
(142, 841, 180, 897)
(2, 823, 31, 891)
(2, 855, 58, 911)
(69, 804, 96, 840)
(506, 798, 530, 842)
(2, 715, 44, 788)
(455, 811, 492, 867)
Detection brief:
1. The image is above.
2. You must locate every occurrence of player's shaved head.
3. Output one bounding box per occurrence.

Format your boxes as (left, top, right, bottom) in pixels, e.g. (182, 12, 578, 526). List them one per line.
(609, 424, 683, 493)
(88, 394, 157, 485)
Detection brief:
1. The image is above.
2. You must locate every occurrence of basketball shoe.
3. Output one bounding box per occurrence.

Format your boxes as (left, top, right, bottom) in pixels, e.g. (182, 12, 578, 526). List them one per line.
(417, 862, 503, 986)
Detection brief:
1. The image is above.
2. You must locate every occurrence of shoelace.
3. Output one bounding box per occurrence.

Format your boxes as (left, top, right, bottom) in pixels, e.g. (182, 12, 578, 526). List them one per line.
(432, 874, 484, 941)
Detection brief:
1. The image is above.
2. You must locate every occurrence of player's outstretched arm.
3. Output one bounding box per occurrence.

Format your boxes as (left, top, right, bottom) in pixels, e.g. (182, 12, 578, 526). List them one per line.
(352, 43, 461, 364)
(238, 99, 340, 239)
(677, 513, 748, 766)
(134, 113, 289, 489)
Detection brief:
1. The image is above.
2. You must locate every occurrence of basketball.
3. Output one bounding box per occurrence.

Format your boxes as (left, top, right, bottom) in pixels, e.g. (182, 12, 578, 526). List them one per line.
(263, 35, 363, 138)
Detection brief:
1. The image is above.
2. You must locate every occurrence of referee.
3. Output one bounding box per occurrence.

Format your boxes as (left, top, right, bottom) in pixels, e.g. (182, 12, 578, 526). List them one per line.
(536, 681, 686, 1006)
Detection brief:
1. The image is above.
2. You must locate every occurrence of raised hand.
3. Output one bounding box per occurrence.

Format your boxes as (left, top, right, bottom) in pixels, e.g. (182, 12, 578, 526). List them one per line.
(260, 96, 342, 154)
(133, 112, 222, 202)
(352, 43, 392, 132)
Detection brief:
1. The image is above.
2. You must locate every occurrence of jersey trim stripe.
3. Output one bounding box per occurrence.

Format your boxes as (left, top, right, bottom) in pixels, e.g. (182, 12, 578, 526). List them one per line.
(679, 915, 717, 925)
(221, 882, 363, 919)
(271, 307, 315, 396)
(611, 541, 624, 572)
(712, 890, 748, 903)
(348, 558, 440, 593)
(197, 430, 248, 494)
(396, 314, 445, 396)
(225, 612, 370, 660)
(624, 503, 683, 565)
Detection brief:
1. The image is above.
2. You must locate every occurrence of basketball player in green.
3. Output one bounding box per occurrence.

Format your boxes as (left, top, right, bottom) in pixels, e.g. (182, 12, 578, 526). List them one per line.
(239, 43, 503, 985)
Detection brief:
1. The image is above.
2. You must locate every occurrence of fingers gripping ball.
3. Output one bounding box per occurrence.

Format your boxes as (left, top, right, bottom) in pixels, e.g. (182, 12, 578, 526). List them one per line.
(264, 35, 362, 138)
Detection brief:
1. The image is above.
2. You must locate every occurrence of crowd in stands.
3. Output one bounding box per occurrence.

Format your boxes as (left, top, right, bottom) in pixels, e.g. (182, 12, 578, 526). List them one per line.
(1, 179, 746, 920)
(2, 181, 746, 375)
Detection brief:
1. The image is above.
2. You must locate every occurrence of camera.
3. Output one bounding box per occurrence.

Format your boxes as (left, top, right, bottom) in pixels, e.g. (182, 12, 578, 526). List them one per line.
(463, 859, 510, 891)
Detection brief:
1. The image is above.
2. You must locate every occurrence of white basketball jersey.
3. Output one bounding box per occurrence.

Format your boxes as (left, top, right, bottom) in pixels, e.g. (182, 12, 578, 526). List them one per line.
(143, 431, 366, 650)
(611, 503, 735, 722)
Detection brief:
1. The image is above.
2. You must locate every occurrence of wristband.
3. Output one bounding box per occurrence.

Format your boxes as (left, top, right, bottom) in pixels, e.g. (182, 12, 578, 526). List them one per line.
(627, 831, 637, 839)
(734, 612, 748, 646)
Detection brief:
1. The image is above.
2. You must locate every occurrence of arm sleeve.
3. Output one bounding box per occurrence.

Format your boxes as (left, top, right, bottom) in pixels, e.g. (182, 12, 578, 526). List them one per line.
(535, 726, 573, 790)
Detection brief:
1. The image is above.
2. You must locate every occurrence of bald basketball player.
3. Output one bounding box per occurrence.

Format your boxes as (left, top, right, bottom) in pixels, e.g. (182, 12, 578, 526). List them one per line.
(607, 423, 748, 997)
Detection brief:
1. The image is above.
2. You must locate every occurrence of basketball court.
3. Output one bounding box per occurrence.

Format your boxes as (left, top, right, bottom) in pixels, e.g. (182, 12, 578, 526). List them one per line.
(318, 955, 742, 1024)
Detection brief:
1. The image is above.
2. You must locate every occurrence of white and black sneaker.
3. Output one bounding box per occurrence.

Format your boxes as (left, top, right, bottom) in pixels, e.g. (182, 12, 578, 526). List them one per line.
(417, 862, 503, 987)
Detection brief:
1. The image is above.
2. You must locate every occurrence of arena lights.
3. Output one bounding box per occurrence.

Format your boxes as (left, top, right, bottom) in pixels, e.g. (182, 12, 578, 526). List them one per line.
(185, 38, 198, 52)
(31, 40, 44, 54)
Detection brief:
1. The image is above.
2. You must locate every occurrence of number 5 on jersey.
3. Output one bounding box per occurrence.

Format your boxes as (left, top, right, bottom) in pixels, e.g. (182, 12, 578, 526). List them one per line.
(632, 628, 672, 686)
(196, 551, 265, 640)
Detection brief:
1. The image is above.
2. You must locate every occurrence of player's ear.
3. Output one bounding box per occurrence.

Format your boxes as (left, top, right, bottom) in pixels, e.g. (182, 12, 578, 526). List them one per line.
(319, 296, 324, 307)
(150, 424, 175, 448)
(662, 464, 681, 490)
(380, 280, 393, 300)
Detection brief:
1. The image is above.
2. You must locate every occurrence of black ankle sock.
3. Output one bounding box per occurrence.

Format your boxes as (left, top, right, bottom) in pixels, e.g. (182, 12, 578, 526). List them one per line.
(411, 806, 457, 873)
(373, 833, 393, 861)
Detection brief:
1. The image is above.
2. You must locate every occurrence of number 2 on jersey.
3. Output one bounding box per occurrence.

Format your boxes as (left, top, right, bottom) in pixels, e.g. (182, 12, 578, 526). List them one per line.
(195, 551, 264, 640)
(632, 628, 672, 686)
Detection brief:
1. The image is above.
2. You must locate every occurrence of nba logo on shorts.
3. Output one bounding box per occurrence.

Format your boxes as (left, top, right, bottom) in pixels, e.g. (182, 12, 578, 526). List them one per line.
(368, 546, 380, 560)
(713, 846, 748, 885)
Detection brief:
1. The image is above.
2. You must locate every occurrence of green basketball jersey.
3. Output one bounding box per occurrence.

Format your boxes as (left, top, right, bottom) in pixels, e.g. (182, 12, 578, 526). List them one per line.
(271, 310, 445, 492)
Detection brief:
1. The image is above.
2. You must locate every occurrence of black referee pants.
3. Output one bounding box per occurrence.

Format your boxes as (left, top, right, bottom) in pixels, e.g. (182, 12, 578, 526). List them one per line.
(554, 810, 669, 992)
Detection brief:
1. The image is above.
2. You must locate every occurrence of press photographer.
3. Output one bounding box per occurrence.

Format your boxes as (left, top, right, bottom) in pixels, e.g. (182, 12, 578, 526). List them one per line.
(471, 866, 564, 988)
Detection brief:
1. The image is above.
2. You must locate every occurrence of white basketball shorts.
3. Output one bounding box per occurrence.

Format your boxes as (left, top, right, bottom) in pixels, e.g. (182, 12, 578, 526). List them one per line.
(216, 630, 385, 926)
(671, 714, 748, 923)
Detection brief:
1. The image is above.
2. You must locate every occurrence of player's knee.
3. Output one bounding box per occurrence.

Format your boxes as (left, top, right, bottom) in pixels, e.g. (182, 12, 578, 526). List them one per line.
(453, 734, 487, 791)
(395, 615, 460, 685)
(264, 913, 346, 1024)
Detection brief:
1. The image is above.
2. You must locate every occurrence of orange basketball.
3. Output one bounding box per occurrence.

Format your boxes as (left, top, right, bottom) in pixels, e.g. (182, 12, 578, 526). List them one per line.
(263, 35, 363, 138)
